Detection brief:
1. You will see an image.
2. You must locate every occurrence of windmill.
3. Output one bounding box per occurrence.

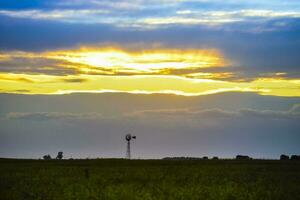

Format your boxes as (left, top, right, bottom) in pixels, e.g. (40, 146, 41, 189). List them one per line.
(125, 134, 136, 159)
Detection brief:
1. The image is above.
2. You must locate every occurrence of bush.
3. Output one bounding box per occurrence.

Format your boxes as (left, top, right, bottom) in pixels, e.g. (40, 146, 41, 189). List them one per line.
(280, 154, 289, 160)
(291, 155, 300, 160)
(236, 155, 251, 160)
(43, 155, 51, 160)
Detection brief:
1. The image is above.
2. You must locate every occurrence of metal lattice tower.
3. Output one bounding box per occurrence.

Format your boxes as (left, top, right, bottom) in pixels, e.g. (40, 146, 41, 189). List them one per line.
(125, 134, 136, 159)
(126, 140, 131, 159)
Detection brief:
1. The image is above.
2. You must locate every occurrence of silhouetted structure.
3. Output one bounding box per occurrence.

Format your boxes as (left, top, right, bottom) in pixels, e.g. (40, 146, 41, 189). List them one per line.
(291, 155, 300, 160)
(236, 155, 251, 160)
(43, 155, 51, 160)
(280, 154, 289, 160)
(162, 157, 202, 160)
(125, 134, 136, 159)
(56, 152, 63, 160)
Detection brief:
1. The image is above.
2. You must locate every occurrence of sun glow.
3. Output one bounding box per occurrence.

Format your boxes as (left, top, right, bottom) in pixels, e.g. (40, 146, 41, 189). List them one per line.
(0, 47, 299, 97)
(48, 47, 225, 73)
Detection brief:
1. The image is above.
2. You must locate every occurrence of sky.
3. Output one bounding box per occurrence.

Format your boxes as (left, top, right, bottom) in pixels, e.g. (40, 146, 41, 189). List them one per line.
(0, 0, 299, 159)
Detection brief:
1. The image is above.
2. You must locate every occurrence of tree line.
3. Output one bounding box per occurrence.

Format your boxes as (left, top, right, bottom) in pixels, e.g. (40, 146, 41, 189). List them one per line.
(43, 152, 63, 160)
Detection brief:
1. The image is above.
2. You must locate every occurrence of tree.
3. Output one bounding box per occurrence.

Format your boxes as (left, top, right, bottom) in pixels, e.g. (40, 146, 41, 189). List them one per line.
(236, 155, 251, 160)
(43, 154, 51, 160)
(291, 155, 300, 160)
(280, 154, 289, 160)
(56, 151, 63, 160)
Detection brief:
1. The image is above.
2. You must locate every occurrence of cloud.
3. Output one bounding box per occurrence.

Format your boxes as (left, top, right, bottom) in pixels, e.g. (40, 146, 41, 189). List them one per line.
(289, 104, 300, 113)
(126, 105, 300, 120)
(0, 46, 299, 83)
(0, 1, 300, 97)
(5, 105, 300, 123)
(239, 108, 300, 120)
(127, 108, 237, 118)
(5, 112, 103, 121)
(1, 0, 300, 11)
(61, 78, 88, 83)
(140, 10, 300, 28)
(0, 72, 299, 97)
(1, 15, 300, 78)
(0, 74, 34, 83)
(0, 9, 110, 24)
(0, 54, 79, 75)
(12, 89, 31, 93)
(1, 8, 300, 27)
(0, 47, 226, 76)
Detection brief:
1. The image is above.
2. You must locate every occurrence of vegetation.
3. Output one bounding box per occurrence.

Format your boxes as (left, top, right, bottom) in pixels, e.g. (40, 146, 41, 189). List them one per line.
(1, 158, 300, 200)
(56, 152, 63, 160)
(43, 155, 51, 160)
(280, 154, 289, 160)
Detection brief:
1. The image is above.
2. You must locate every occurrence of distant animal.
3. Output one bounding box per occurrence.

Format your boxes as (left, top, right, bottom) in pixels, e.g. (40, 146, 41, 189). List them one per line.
(280, 154, 289, 160)
(236, 155, 251, 160)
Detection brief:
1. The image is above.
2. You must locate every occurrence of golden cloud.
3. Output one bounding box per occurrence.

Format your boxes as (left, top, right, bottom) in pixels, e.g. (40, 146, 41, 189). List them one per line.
(0, 47, 299, 97)
(0, 73, 299, 97)
(0, 47, 226, 75)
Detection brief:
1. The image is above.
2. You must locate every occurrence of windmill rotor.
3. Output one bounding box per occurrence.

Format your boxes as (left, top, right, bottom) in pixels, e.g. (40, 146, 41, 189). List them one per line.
(125, 134, 132, 141)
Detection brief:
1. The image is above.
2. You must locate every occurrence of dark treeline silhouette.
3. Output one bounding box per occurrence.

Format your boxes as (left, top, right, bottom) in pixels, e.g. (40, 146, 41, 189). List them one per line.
(39, 153, 300, 161)
(280, 154, 300, 161)
(280, 154, 289, 160)
(43, 152, 63, 160)
(163, 157, 209, 160)
(43, 155, 51, 160)
(162, 155, 300, 160)
(236, 155, 252, 160)
(291, 155, 300, 160)
(163, 156, 218, 160)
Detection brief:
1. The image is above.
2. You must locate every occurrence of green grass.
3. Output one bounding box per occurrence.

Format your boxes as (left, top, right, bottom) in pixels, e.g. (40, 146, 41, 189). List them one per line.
(1, 158, 300, 200)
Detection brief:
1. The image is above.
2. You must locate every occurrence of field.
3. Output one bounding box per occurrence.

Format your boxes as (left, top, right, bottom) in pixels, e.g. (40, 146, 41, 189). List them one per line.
(1, 158, 300, 200)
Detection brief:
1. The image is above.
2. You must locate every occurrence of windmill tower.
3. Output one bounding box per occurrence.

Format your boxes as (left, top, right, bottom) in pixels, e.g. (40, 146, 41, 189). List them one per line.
(125, 134, 136, 159)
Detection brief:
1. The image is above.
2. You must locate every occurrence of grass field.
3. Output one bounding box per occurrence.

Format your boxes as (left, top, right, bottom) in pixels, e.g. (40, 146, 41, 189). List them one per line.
(1, 158, 300, 200)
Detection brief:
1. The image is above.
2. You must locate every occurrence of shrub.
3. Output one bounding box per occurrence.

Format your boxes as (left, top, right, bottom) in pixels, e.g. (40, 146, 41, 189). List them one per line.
(280, 154, 289, 160)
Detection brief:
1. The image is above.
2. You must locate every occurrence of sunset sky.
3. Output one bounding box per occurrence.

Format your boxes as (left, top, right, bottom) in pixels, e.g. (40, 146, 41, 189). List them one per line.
(0, 0, 299, 159)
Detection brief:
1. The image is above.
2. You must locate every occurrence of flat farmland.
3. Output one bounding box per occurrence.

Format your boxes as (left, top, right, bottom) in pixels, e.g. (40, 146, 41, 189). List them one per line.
(0, 159, 300, 200)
